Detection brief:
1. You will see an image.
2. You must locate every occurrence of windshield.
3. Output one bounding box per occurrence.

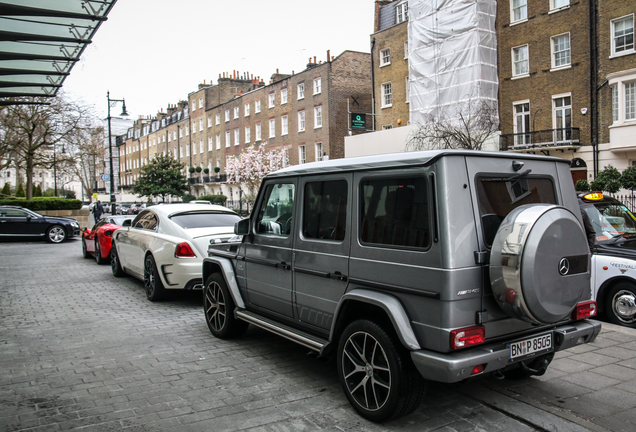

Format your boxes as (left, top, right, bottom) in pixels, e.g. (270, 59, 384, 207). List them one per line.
(170, 212, 241, 229)
(581, 202, 636, 242)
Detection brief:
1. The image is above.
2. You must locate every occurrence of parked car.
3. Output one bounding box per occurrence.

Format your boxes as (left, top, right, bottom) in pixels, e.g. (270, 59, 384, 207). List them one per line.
(127, 204, 140, 215)
(116, 204, 130, 215)
(579, 192, 636, 327)
(81, 215, 132, 264)
(110, 203, 241, 301)
(0, 205, 80, 243)
(202, 150, 601, 422)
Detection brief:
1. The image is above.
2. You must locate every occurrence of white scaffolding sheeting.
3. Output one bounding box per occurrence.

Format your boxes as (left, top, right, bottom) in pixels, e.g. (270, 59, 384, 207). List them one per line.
(408, 0, 498, 125)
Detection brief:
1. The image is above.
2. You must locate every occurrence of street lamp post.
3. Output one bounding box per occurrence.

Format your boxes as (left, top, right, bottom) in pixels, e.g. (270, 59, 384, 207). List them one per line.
(106, 91, 128, 208)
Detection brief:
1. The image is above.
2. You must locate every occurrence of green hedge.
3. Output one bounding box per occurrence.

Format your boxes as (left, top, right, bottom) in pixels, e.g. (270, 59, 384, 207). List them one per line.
(0, 197, 83, 211)
(197, 194, 228, 205)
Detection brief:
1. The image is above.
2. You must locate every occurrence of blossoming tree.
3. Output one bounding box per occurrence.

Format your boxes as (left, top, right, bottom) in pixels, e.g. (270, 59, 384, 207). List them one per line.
(226, 143, 288, 205)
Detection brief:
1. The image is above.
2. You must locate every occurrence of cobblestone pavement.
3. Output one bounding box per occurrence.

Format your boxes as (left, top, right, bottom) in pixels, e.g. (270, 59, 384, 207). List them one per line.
(1, 240, 635, 432)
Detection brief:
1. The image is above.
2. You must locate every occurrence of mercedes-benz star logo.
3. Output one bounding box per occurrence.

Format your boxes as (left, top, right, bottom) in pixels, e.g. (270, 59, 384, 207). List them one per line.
(559, 258, 570, 276)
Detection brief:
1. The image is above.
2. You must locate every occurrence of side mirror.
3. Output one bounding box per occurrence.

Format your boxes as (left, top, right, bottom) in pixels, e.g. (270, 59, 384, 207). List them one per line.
(235, 218, 251, 236)
(122, 219, 132, 227)
(26, 215, 32, 221)
(81, 227, 88, 232)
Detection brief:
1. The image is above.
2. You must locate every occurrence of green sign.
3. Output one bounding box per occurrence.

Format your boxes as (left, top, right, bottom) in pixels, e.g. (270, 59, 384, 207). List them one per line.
(351, 113, 366, 131)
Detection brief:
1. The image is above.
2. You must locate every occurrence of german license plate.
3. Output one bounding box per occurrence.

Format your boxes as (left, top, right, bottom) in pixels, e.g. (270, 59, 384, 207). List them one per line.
(508, 333, 553, 360)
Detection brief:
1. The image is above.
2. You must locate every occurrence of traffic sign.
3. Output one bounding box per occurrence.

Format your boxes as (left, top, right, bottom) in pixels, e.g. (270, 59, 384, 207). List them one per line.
(101, 174, 110, 181)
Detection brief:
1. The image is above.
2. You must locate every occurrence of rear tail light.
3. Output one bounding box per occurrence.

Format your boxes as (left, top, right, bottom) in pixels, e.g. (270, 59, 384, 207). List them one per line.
(450, 325, 485, 350)
(573, 300, 597, 320)
(175, 242, 196, 258)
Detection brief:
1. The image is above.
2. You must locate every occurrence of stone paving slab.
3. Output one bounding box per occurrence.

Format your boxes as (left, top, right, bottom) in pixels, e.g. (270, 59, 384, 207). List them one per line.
(1, 240, 635, 431)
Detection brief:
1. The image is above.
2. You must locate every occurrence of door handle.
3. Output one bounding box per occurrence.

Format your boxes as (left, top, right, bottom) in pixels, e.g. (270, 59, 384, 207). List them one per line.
(277, 261, 291, 270)
(329, 271, 348, 282)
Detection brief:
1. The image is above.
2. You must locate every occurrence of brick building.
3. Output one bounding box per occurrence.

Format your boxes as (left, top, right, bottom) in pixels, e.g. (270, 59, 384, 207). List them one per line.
(497, 0, 635, 183)
(372, 0, 410, 130)
(114, 51, 371, 202)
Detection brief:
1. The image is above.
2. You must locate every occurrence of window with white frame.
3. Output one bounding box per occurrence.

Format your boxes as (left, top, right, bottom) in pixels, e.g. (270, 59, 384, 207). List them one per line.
(282, 115, 288, 135)
(314, 106, 322, 128)
(200, 139, 204, 154)
(234, 128, 240, 146)
(513, 101, 531, 145)
(281, 88, 288, 104)
(179, 128, 183, 138)
(185, 125, 189, 136)
(299, 145, 306, 164)
(405, 77, 410, 103)
(268, 93, 275, 108)
(216, 133, 221, 150)
(244, 102, 250, 117)
(511, 0, 527, 23)
(313, 77, 321, 95)
(381, 82, 392, 107)
(297, 82, 305, 99)
(233, 106, 239, 119)
(168, 133, 171, 143)
(551, 33, 571, 69)
(269, 118, 276, 138)
(192, 121, 197, 133)
(396, 1, 408, 24)
(627, 82, 636, 121)
(380, 48, 391, 66)
(551, 0, 569, 10)
(225, 131, 231, 147)
(255, 99, 261, 113)
(225, 109, 230, 122)
(553, 95, 572, 142)
(199, 118, 203, 131)
(173, 131, 177, 141)
(192, 101, 196, 111)
(298, 110, 306, 131)
(512, 45, 529, 77)
(612, 84, 619, 123)
(315, 142, 323, 162)
(215, 113, 220, 125)
(208, 136, 213, 151)
(245, 126, 251, 144)
(186, 144, 190, 156)
(611, 15, 635, 57)
(256, 122, 262, 141)
(207, 117, 212, 128)
(199, 97, 203, 109)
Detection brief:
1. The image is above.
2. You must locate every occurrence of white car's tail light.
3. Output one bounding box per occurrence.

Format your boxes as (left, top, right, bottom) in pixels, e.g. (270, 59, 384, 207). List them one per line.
(175, 242, 196, 258)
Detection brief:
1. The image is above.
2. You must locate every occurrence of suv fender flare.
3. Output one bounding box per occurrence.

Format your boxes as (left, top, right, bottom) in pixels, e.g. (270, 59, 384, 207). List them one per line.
(331, 289, 421, 350)
(202, 257, 245, 309)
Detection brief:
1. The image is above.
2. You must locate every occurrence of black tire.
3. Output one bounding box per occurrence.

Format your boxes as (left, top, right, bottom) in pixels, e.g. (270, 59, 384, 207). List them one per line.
(502, 353, 554, 380)
(144, 254, 166, 301)
(606, 282, 636, 328)
(110, 241, 125, 277)
(46, 225, 67, 243)
(81, 237, 91, 259)
(337, 319, 425, 422)
(203, 273, 248, 338)
(95, 239, 106, 265)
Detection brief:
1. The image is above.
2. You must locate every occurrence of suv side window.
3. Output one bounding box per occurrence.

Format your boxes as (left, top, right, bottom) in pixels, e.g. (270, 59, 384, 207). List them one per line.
(302, 180, 347, 241)
(476, 176, 556, 247)
(360, 176, 430, 249)
(255, 183, 295, 236)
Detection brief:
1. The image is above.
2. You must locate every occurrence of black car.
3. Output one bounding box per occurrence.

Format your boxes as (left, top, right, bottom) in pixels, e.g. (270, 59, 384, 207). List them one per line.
(0, 205, 80, 243)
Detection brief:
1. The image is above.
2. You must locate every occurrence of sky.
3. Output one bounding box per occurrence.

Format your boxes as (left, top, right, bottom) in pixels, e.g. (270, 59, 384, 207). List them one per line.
(63, 0, 376, 122)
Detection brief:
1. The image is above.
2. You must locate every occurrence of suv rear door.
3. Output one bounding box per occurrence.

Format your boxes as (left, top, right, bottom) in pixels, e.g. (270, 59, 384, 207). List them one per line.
(293, 175, 351, 331)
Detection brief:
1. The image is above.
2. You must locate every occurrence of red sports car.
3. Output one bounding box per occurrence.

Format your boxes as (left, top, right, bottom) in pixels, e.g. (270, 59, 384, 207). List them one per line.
(81, 215, 132, 264)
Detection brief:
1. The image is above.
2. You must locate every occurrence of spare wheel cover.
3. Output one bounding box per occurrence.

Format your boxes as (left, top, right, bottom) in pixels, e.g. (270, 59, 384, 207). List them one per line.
(489, 204, 589, 325)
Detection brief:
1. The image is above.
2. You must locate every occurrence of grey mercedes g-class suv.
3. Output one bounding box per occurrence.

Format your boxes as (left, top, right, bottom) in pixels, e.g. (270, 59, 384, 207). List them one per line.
(202, 150, 601, 422)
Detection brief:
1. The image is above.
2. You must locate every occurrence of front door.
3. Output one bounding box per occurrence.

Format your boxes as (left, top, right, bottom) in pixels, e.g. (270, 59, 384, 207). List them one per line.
(293, 175, 351, 331)
(243, 181, 297, 318)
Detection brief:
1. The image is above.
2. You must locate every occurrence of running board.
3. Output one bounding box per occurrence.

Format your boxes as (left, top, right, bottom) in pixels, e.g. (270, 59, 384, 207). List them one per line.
(235, 310, 328, 352)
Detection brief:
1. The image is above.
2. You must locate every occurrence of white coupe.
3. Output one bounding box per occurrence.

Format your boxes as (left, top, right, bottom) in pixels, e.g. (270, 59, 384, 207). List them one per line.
(110, 203, 241, 301)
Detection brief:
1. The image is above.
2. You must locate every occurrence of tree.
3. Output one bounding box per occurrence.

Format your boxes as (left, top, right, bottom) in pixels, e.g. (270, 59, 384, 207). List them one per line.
(621, 165, 636, 194)
(1, 183, 11, 196)
(132, 154, 188, 202)
(592, 165, 621, 193)
(226, 143, 289, 202)
(34, 184, 42, 197)
(15, 183, 25, 197)
(575, 179, 590, 192)
(0, 93, 92, 200)
(405, 99, 499, 151)
(63, 124, 105, 202)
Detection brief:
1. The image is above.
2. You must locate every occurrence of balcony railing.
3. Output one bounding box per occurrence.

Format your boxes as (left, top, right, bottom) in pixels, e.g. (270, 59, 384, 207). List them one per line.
(189, 174, 227, 185)
(500, 128, 581, 151)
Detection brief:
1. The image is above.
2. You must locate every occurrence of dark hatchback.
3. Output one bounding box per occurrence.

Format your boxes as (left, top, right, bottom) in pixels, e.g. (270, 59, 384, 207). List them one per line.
(0, 205, 80, 243)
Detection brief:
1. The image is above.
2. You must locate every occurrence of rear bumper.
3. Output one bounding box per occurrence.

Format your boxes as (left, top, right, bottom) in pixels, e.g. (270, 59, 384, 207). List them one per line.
(411, 319, 602, 383)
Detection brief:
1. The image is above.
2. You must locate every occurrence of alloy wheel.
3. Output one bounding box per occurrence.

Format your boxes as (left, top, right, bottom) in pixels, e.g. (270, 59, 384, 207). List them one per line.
(204, 281, 226, 332)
